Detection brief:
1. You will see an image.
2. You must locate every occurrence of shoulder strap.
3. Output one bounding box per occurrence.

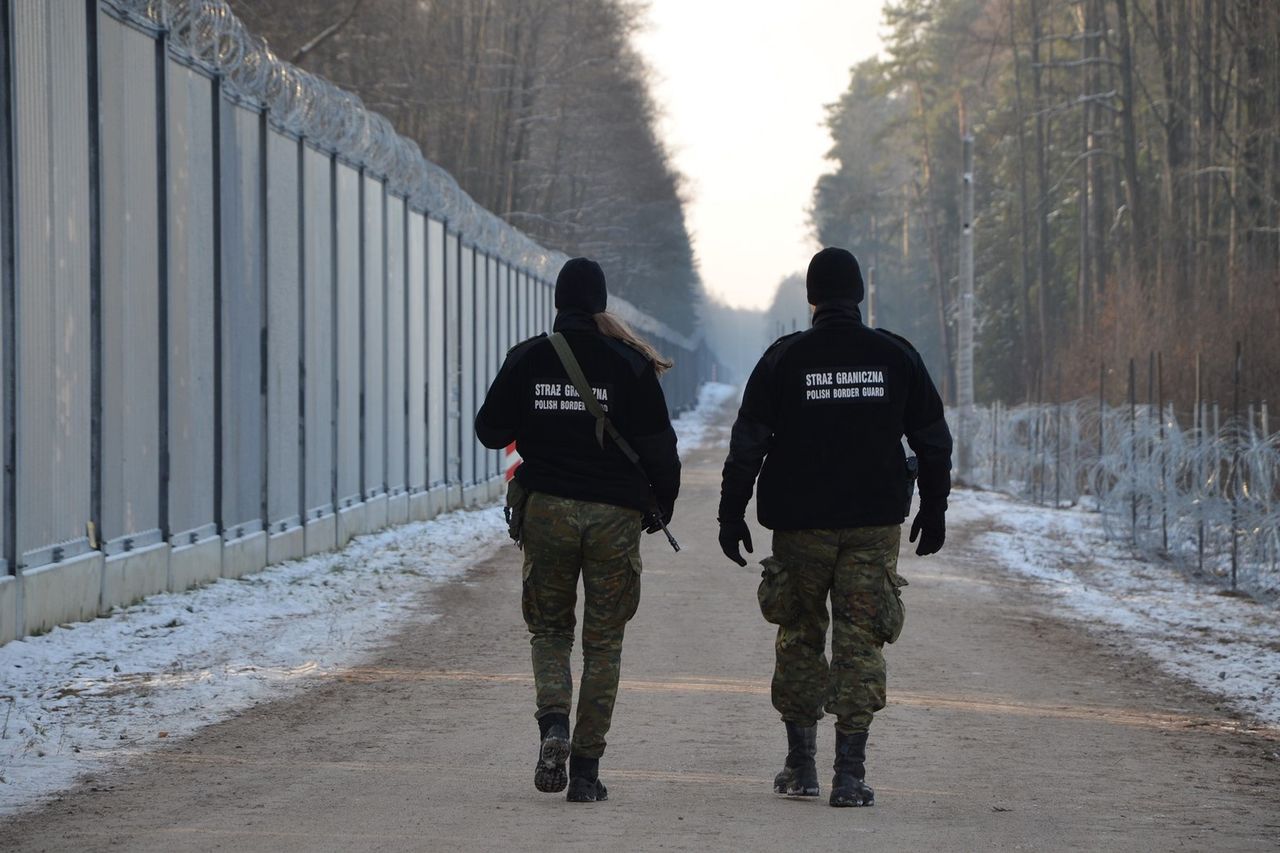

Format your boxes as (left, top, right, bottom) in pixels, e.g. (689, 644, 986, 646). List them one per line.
(549, 332, 642, 467)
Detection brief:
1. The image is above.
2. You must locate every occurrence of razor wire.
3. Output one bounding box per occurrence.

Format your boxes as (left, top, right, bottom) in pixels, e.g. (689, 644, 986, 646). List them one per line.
(963, 400, 1280, 599)
(105, 0, 698, 350)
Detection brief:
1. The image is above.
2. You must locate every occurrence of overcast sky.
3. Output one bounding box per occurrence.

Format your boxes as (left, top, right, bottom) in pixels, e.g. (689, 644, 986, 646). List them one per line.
(634, 1, 885, 310)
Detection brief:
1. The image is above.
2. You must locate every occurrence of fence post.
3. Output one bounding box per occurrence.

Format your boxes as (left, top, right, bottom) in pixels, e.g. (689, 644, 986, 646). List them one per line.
(1037, 384, 1046, 505)
(1098, 360, 1105, 474)
(1195, 351, 1203, 573)
(1158, 351, 1166, 553)
(1129, 358, 1136, 544)
(1146, 351, 1155, 534)
(1266, 400, 1275, 579)
(1231, 340, 1241, 590)
(1054, 367, 1061, 508)
(991, 399, 999, 489)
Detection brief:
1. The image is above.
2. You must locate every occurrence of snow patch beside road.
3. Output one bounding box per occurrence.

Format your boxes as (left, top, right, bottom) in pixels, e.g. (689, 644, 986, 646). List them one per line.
(673, 382, 737, 458)
(0, 507, 507, 816)
(951, 489, 1280, 729)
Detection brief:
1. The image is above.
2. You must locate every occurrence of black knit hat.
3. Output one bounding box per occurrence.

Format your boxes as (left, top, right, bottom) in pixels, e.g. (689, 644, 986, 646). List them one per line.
(806, 247, 865, 305)
(555, 257, 608, 314)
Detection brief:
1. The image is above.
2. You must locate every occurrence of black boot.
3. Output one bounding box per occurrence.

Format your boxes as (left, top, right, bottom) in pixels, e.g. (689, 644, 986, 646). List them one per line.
(830, 730, 874, 807)
(773, 722, 820, 797)
(534, 713, 570, 793)
(566, 755, 609, 803)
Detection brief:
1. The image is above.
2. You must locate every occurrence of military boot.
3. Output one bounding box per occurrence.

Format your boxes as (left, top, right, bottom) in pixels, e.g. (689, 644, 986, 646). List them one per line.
(830, 730, 874, 807)
(534, 713, 571, 793)
(773, 721, 820, 797)
(566, 755, 609, 803)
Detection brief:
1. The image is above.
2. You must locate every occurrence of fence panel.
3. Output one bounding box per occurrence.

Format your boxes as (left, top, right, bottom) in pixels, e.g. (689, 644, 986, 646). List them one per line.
(474, 253, 489, 480)
(386, 195, 407, 496)
(265, 128, 301, 534)
(98, 15, 160, 552)
(427, 218, 447, 488)
(12, 1, 93, 567)
(362, 174, 386, 499)
(164, 58, 216, 543)
(493, 259, 504, 472)
(446, 231, 461, 488)
(218, 98, 266, 536)
(0, 0, 10, 572)
(496, 260, 509, 380)
(519, 271, 530, 340)
(460, 243, 476, 486)
(334, 162, 361, 508)
(302, 145, 334, 521)
(406, 209, 427, 492)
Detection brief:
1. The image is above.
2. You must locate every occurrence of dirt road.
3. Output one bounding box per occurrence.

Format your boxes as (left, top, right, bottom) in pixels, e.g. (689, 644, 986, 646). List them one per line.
(5, 403, 1279, 851)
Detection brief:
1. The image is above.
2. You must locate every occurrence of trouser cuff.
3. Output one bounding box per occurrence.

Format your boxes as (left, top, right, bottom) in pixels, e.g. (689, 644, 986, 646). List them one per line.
(537, 711, 570, 738)
(535, 707, 570, 721)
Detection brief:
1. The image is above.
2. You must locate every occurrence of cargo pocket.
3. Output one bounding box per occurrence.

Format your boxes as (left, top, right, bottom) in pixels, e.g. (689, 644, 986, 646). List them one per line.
(876, 568, 907, 644)
(505, 480, 531, 546)
(757, 556, 800, 626)
(520, 557, 542, 628)
(614, 551, 643, 624)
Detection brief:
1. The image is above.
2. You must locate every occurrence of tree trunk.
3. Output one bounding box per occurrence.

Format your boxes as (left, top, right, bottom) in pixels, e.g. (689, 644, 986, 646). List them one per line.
(1008, 0, 1038, 400)
(1114, 0, 1147, 283)
(1030, 0, 1052, 394)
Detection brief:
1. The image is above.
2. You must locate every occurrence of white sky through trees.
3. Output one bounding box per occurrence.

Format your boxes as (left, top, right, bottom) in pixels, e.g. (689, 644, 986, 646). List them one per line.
(635, 1, 885, 310)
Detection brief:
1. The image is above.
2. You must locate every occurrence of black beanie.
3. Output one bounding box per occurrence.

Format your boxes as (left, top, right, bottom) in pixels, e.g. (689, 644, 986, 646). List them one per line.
(806, 247, 865, 305)
(555, 257, 608, 314)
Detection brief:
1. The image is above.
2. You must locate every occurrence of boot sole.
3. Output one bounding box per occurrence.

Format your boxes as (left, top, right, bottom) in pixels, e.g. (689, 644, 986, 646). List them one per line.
(773, 781, 821, 798)
(774, 769, 820, 798)
(534, 735, 570, 793)
(567, 781, 608, 803)
(829, 793, 874, 807)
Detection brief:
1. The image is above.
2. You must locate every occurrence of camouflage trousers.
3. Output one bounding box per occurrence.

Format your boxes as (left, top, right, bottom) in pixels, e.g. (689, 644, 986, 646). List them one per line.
(521, 492, 643, 759)
(770, 525, 906, 734)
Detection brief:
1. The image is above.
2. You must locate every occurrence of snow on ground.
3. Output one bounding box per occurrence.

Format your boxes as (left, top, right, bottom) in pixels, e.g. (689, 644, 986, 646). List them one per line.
(0, 507, 507, 816)
(951, 488, 1280, 729)
(672, 382, 737, 458)
(0, 382, 734, 817)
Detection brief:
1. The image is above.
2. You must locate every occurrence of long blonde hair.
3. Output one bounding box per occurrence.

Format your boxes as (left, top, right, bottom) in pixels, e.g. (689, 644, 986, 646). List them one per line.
(593, 312, 674, 376)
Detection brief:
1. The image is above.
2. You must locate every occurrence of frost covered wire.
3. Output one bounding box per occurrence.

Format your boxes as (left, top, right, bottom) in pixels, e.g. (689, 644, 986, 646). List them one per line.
(104, 0, 697, 350)
(965, 401, 1280, 597)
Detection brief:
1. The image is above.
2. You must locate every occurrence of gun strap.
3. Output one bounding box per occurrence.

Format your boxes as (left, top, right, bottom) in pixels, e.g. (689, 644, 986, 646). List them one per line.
(549, 332, 643, 469)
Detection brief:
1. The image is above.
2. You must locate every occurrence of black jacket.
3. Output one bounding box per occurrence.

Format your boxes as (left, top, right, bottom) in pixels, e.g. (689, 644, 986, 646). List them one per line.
(476, 310, 680, 513)
(719, 300, 952, 531)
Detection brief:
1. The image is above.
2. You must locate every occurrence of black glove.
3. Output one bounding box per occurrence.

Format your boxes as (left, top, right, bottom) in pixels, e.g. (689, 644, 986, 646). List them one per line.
(718, 518, 753, 566)
(642, 500, 674, 535)
(909, 498, 946, 556)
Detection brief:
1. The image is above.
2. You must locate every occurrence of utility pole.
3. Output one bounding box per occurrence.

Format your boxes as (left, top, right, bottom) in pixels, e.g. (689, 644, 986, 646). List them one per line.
(957, 123, 976, 479)
(868, 215, 878, 327)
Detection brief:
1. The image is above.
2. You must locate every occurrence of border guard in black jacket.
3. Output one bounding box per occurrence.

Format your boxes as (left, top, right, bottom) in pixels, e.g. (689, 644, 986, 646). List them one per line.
(476, 257, 680, 804)
(717, 247, 952, 807)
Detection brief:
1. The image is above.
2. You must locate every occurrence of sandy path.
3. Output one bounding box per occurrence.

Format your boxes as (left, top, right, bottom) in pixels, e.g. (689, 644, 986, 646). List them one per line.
(5, 401, 1279, 851)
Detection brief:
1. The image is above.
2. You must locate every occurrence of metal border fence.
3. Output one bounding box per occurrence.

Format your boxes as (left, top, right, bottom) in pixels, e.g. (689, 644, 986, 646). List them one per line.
(0, 0, 716, 643)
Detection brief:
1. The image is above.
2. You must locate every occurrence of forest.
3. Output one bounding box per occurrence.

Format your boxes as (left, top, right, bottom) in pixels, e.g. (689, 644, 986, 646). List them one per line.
(229, 0, 1279, 410)
(809, 0, 1279, 413)
(229, 0, 701, 335)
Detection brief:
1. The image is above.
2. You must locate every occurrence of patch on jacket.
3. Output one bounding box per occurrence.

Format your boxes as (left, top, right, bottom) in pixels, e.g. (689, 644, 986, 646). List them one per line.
(532, 379, 614, 413)
(801, 367, 888, 403)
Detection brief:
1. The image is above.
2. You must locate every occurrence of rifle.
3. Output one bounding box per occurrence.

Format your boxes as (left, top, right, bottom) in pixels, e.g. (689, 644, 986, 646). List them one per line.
(549, 333, 681, 552)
